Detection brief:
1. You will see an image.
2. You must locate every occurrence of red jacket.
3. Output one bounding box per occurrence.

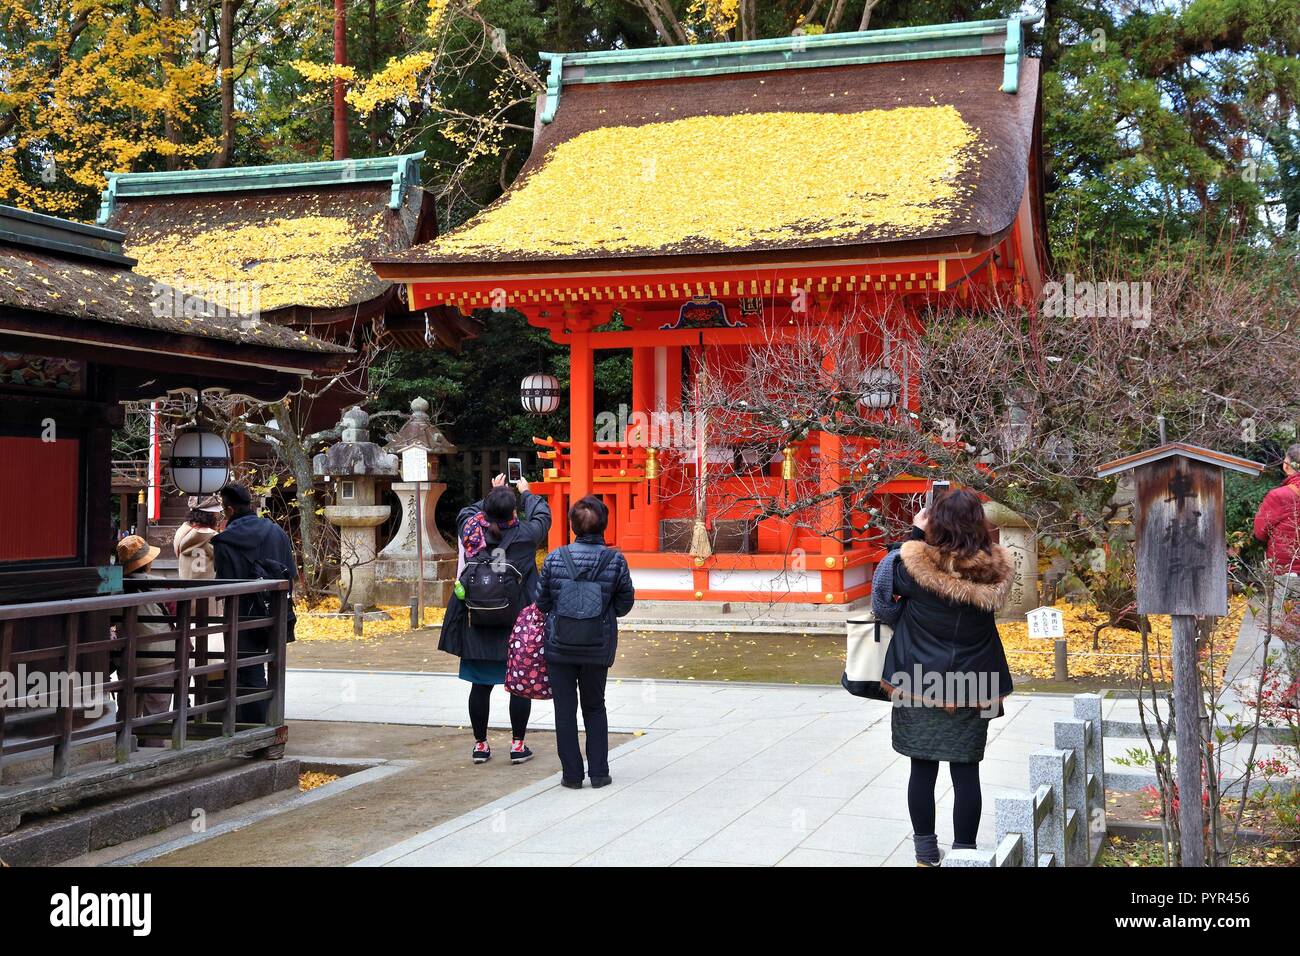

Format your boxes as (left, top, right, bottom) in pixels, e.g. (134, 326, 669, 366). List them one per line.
(1253, 473, 1300, 574)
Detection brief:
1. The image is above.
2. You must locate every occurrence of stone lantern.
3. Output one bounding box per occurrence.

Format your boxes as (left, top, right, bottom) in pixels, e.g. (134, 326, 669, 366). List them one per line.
(374, 397, 459, 605)
(312, 406, 398, 612)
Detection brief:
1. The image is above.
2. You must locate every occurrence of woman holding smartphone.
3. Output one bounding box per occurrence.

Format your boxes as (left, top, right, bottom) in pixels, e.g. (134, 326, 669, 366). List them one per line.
(439, 472, 551, 765)
(879, 489, 1014, 866)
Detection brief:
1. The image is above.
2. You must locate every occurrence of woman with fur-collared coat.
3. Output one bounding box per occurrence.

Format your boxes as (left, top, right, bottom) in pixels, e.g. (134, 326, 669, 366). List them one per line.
(879, 489, 1014, 866)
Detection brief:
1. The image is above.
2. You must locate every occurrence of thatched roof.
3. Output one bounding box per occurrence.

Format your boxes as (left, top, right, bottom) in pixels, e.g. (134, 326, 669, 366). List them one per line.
(101, 155, 428, 322)
(376, 18, 1043, 279)
(0, 205, 347, 367)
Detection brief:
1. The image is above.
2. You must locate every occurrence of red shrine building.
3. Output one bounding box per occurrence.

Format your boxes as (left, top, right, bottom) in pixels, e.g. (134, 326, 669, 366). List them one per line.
(374, 16, 1050, 604)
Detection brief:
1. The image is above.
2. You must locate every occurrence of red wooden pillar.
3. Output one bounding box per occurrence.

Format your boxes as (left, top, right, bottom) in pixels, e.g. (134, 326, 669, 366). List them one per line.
(818, 317, 846, 601)
(569, 326, 594, 502)
(332, 0, 348, 160)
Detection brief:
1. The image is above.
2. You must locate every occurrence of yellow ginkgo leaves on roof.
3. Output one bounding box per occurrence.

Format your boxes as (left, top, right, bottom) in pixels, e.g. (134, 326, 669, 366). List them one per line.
(126, 214, 385, 311)
(429, 105, 983, 259)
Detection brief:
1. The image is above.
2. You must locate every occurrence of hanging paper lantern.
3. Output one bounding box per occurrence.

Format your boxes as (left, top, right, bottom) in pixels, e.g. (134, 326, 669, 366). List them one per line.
(520, 372, 561, 414)
(169, 428, 230, 494)
(859, 367, 901, 409)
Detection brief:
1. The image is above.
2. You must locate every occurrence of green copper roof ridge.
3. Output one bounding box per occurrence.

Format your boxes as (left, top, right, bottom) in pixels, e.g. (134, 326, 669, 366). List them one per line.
(0, 203, 135, 266)
(97, 151, 425, 224)
(538, 14, 1041, 123)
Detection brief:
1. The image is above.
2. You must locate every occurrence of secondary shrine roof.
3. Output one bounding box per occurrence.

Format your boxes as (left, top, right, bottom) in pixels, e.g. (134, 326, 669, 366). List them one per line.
(375, 17, 1043, 280)
(0, 205, 346, 360)
(101, 154, 427, 319)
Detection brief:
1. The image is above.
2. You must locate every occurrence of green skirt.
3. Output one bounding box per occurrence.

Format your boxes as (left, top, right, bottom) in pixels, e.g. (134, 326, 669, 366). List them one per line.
(459, 658, 506, 686)
(891, 703, 991, 763)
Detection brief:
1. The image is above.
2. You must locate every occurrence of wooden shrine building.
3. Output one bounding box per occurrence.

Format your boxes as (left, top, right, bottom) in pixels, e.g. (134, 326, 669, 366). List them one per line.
(0, 205, 347, 819)
(374, 16, 1050, 604)
(96, 154, 479, 548)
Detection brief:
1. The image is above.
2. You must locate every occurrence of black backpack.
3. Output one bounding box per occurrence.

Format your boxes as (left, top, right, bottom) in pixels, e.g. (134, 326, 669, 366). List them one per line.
(248, 554, 297, 637)
(460, 529, 525, 629)
(552, 546, 615, 650)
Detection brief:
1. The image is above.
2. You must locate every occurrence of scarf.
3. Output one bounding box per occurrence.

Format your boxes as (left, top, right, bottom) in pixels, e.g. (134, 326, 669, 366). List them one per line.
(462, 511, 518, 559)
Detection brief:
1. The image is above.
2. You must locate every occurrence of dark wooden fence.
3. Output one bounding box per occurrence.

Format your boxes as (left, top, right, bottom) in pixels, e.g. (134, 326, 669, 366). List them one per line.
(454, 446, 541, 502)
(0, 578, 289, 833)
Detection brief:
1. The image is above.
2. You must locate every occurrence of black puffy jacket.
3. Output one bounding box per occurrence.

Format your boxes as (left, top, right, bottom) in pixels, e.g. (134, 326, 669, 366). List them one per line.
(536, 535, 635, 667)
(880, 532, 1015, 708)
(437, 491, 551, 662)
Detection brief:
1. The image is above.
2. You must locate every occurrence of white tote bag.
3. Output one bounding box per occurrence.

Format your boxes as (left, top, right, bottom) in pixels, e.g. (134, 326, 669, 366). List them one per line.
(841, 613, 893, 700)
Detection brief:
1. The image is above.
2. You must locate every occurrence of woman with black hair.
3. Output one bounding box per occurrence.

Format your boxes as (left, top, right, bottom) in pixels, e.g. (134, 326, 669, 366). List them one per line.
(879, 488, 1014, 866)
(439, 473, 551, 765)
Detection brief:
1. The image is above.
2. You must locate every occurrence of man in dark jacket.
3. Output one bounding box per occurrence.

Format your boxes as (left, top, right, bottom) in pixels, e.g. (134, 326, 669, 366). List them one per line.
(536, 495, 635, 788)
(212, 482, 297, 723)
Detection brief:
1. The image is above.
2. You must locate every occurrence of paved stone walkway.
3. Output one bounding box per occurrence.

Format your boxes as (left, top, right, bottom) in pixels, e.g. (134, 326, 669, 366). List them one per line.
(287, 671, 1150, 866)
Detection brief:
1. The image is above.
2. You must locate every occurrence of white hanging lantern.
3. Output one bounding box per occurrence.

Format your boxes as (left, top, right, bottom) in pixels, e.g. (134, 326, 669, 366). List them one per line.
(520, 372, 561, 414)
(169, 427, 230, 494)
(859, 367, 901, 409)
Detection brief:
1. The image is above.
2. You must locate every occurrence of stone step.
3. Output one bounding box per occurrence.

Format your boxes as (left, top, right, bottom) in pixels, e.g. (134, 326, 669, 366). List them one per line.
(0, 757, 300, 866)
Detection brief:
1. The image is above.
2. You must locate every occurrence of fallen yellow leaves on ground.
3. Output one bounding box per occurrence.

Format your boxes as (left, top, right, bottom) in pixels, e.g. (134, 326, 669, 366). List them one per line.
(293, 596, 445, 642)
(298, 771, 339, 793)
(999, 597, 1246, 682)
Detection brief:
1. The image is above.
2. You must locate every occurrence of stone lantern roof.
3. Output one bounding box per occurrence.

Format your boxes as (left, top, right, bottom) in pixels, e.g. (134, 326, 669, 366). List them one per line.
(312, 406, 400, 477)
(384, 397, 456, 456)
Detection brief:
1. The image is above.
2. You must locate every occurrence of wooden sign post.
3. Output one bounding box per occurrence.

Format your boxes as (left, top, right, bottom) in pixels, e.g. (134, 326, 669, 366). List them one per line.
(401, 446, 430, 626)
(1097, 443, 1262, 867)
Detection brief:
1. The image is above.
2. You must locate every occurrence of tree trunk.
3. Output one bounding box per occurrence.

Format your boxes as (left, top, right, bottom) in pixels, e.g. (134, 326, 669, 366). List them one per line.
(161, 0, 181, 170)
(210, 0, 240, 168)
(333, 0, 348, 160)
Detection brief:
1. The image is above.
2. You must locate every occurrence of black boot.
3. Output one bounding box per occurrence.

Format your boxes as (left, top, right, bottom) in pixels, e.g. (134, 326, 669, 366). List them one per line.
(914, 833, 941, 867)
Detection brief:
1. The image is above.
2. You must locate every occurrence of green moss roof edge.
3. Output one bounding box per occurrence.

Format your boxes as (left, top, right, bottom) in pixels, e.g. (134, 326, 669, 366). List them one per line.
(539, 14, 1042, 123)
(0, 203, 135, 267)
(97, 151, 425, 225)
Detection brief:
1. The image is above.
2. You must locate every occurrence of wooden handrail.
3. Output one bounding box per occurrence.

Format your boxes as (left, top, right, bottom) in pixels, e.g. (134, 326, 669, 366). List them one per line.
(0, 578, 288, 621)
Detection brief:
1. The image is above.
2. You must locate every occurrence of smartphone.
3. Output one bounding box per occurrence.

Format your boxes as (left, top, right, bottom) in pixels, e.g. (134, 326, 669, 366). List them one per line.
(925, 479, 950, 510)
(506, 457, 523, 483)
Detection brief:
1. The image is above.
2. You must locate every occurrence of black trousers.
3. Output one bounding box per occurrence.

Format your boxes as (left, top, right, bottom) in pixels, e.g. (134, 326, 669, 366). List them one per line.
(235, 629, 268, 724)
(548, 661, 609, 782)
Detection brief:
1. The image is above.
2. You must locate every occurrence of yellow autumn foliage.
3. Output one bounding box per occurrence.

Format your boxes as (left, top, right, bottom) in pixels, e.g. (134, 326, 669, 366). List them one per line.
(346, 52, 438, 116)
(126, 214, 386, 311)
(999, 597, 1247, 682)
(428, 106, 982, 258)
(0, 2, 216, 215)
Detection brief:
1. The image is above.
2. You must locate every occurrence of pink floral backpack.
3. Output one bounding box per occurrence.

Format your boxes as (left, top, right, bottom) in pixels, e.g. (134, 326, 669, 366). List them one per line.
(505, 603, 552, 699)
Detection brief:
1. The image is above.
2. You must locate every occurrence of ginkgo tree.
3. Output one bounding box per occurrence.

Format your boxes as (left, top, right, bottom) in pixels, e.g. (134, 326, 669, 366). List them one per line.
(0, 0, 214, 216)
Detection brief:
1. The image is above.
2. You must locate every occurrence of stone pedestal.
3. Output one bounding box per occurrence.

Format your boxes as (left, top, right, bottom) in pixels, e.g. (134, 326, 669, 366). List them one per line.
(374, 481, 456, 606)
(984, 501, 1038, 621)
(325, 504, 390, 610)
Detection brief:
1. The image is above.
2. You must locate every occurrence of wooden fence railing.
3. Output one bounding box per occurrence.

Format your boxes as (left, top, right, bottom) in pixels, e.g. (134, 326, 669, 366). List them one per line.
(0, 578, 289, 833)
(943, 694, 1106, 867)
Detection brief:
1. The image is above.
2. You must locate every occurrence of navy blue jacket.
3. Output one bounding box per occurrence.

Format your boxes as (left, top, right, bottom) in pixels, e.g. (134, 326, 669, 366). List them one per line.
(212, 511, 298, 641)
(536, 535, 635, 667)
(438, 491, 551, 661)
